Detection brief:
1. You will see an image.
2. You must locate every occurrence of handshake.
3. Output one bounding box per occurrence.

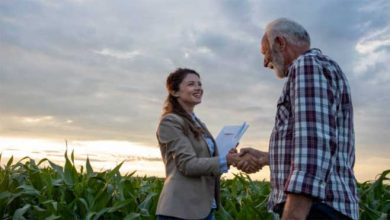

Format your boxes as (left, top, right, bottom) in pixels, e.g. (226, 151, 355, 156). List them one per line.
(226, 148, 269, 173)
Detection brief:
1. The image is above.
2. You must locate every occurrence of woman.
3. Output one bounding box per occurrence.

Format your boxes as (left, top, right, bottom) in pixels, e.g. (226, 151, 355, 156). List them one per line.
(155, 68, 240, 220)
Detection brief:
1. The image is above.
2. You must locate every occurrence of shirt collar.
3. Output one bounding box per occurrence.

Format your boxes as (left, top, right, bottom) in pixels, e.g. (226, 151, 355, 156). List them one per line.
(190, 112, 199, 124)
(287, 48, 322, 76)
(304, 48, 322, 55)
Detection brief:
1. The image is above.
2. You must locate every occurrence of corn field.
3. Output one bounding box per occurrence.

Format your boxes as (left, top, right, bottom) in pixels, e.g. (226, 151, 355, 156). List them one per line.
(0, 152, 389, 220)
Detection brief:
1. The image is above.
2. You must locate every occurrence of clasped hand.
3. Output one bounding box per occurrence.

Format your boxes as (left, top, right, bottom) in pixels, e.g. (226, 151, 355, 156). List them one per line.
(226, 148, 269, 173)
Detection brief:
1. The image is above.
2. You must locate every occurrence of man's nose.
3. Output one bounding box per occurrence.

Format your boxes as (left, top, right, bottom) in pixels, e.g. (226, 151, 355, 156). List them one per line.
(264, 57, 273, 69)
(263, 57, 269, 68)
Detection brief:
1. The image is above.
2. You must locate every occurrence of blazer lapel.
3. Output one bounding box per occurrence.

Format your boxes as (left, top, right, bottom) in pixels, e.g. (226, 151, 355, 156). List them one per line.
(193, 117, 218, 157)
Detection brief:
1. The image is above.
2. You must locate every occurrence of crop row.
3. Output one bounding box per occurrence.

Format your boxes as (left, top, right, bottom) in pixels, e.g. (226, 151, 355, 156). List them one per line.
(0, 152, 389, 219)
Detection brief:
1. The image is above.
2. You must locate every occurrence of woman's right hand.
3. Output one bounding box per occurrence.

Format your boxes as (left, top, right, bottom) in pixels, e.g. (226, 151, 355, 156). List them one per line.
(236, 153, 262, 173)
(226, 149, 260, 173)
(226, 149, 239, 166)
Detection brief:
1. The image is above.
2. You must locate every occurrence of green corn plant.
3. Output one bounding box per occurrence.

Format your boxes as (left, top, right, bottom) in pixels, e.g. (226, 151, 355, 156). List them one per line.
(1, 152, 389, 219)
(216, 173, 274, 220)
(359, 169, 390, 220)
(0, 151, 162, 219)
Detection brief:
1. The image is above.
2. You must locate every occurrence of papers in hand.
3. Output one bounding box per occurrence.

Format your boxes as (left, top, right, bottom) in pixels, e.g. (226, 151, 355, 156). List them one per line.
(215, 122, 249, 157)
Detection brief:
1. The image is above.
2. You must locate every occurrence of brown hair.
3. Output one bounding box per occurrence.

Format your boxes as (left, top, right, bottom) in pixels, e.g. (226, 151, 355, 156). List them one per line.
(162, 68, 203, 139)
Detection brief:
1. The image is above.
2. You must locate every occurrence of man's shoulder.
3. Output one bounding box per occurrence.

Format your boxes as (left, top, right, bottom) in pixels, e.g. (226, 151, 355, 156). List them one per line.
(293, 48, 333, 68)
(297, 48, 322, 60)
(288, 48, 328, 79)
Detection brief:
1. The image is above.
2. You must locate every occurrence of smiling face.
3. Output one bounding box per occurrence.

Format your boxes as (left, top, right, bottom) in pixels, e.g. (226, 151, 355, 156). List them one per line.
(174, 73, 203, 113)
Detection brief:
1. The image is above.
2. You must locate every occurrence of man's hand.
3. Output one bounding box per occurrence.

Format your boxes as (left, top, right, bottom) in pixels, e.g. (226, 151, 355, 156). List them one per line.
(235, 153, 261, 173)
(226, 148, 260, 173)
(235, 147, 269, 173)
(239, 147, 269, 166)
(282, 194, 312, 220)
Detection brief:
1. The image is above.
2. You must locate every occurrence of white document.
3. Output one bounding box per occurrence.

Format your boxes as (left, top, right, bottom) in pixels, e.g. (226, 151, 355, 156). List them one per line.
(215, 122, 249, 157)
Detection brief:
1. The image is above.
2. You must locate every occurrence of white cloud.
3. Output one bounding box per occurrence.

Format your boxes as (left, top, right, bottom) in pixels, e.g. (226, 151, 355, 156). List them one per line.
(353, 49, 389, 75)
(357, 0, 390, 13)
(354, 27, 390, 75)
(93, 48, 141, 60)
(1, 0, 390, 180)
(355, 27, 390, 54)
(21, 116, 54, 124)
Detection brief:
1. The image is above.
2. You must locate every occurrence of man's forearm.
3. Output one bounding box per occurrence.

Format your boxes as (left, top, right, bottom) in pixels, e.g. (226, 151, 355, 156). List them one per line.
(282, 193, 312, 220)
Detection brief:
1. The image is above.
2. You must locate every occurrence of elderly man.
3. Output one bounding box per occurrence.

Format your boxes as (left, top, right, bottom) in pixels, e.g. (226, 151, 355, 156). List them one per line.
(239, 18, 359, 220)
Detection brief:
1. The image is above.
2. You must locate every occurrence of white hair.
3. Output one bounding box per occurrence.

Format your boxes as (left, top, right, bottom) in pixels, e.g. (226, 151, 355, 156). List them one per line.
(265, 18, 310, 47)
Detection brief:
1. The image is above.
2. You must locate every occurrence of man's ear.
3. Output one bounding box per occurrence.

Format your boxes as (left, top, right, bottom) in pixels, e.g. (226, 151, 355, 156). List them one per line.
(274, 36, 286, 50)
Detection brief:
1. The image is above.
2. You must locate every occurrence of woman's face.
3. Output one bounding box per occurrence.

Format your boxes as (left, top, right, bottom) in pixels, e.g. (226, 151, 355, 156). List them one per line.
(175, 73, 203, 110)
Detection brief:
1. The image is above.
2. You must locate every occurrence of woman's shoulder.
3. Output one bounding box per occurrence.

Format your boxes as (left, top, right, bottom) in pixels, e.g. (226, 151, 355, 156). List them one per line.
(160, 113, 185, 126)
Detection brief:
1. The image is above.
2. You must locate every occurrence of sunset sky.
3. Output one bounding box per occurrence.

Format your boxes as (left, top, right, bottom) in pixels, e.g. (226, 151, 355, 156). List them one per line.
(1, 0, 389, 181)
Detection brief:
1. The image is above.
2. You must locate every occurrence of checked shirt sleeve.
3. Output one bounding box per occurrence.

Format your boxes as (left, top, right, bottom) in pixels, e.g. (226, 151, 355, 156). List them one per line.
(284, 55, 337, 200)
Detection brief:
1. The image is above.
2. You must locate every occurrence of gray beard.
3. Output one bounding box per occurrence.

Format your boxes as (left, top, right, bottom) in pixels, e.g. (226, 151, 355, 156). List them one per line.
(271, 47, 286, 78)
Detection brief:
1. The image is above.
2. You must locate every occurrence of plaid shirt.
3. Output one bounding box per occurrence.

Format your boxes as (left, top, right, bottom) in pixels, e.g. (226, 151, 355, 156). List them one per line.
(268, 49, 359, 219)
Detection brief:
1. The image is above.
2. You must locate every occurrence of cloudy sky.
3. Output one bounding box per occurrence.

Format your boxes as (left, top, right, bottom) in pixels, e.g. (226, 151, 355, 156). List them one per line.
(1, 0, 389, 181)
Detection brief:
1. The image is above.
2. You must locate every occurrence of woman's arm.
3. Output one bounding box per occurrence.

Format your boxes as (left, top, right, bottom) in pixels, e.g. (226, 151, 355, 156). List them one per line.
(157, 115, 220, 177)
